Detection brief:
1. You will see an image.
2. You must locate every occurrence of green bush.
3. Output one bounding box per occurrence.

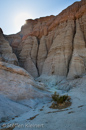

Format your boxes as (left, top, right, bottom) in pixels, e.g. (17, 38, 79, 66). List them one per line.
(52, 92, 69, 104)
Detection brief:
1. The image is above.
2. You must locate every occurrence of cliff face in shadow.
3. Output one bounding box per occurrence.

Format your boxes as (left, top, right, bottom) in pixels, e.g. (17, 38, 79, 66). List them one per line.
(4, 0, 86, 79)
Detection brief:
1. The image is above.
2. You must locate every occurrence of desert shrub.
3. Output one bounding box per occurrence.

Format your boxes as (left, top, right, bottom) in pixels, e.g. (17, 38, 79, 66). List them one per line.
(52, 92, 59, 101)
(52, 92, 69, 104)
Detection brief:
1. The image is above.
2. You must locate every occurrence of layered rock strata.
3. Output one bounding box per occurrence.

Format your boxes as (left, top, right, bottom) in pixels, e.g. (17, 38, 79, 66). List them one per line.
(5, 0, 86, 79)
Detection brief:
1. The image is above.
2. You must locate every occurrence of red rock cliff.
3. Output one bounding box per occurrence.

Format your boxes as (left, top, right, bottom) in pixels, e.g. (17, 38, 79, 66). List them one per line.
(5, 0, 86, 79)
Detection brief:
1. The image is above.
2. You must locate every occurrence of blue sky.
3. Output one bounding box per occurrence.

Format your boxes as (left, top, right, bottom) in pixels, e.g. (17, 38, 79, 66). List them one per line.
(0, 0, 80, 35)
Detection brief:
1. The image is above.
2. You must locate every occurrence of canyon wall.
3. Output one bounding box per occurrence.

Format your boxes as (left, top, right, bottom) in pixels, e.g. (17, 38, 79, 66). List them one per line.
(0, 28, 18, 65)
(4, 0, 86, 79)
(0, 28, 48, 101)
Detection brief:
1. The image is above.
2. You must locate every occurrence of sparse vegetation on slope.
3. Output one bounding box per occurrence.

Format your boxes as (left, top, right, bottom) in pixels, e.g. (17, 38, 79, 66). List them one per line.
(50, 92, 71, 109)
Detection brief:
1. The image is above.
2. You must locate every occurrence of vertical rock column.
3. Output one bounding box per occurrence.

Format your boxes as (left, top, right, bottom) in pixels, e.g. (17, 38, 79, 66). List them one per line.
(68, 20, 86, 79)
(42, 20, 75, 77)
(19, 36, 39, 78)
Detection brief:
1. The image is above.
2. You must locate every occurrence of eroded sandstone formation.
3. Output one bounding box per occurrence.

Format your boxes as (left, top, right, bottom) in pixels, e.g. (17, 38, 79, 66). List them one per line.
(3, 0, 86, 79)
(0, 28, 18, 65)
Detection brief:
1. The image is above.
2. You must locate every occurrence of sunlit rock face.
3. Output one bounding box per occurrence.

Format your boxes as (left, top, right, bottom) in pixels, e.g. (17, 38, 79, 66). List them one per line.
(5, 0, 86, 79)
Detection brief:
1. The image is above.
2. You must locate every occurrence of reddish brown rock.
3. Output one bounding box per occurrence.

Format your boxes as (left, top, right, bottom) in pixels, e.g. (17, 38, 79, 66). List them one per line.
(5, 0, 86, 79)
